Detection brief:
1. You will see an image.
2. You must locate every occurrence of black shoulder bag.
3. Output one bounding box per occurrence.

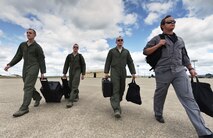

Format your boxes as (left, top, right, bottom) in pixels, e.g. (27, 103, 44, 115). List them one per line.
(126, 80, 142, 105)
(191, 77, 213, 117)
(146, 34, 165, 71)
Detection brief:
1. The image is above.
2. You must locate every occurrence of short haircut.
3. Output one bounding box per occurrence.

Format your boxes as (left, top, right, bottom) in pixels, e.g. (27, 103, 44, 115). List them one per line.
(28, 28, 36, 35)
(160, 15, 172, 31)
(73, 43, 79, 47)
(116, 36, 123, 41)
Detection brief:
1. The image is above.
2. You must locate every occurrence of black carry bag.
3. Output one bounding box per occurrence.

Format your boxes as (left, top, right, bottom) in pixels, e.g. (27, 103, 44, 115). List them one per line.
(40, 78, 63, 102)
(126, 80, 142, 105)
(191, 77, 213, 117)
(61, 77, 71, 99)
(146, 34, 165, 71)
(102, 78, 113, 97)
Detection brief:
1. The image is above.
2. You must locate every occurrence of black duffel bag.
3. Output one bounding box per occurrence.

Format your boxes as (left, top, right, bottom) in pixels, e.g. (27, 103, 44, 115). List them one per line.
(126, 80, 142, 105)
(191, 77, 213, 117)
(102, 78, 113, 98)
(40, 78, 63, 102)
(61, 77, 71, 99)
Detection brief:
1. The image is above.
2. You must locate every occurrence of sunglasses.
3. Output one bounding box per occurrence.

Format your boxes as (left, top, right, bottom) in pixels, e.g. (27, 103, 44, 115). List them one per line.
(73, 46, 79, 49)
(117, 39, 123, 42)
(165, 20, 176, 24)
(26, 32, 33, 34)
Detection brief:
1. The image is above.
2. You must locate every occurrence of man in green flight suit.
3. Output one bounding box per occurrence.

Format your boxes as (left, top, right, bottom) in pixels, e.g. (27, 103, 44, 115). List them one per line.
(63, 43, 86, 108)
(104, 36, 136, 118)
(4, 28, 46, 117)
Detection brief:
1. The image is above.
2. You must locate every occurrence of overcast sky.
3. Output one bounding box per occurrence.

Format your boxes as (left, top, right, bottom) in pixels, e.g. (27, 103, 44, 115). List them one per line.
(0, 0, 213, 76)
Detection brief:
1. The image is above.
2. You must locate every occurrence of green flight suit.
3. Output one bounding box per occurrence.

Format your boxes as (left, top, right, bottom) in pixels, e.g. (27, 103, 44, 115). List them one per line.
(8, 41, 46, 111)
(104, 47, 136, 113)
(63, 53, 86, 102)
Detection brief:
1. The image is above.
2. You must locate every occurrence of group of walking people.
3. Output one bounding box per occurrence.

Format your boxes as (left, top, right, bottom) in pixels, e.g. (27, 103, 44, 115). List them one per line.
(4, 15, 213, 138)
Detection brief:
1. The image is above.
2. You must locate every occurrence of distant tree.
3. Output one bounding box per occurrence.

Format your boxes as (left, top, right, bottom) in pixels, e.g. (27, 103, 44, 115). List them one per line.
(205, 73, 213, 78)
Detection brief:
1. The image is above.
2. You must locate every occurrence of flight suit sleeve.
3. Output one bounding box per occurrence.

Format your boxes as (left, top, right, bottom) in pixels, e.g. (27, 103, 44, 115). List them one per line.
(80, 55, 86, 75)
(8, 44, 23, 66)
(127, 51, 136, 74)
(37, 46, 46, 74)
(63, 54, 70, 74)
(104, 50, 112, 73)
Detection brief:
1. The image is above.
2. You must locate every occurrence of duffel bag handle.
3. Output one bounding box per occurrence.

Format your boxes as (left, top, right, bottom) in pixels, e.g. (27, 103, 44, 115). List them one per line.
(102, 77, 110, 81)
(40, 77, 48, 81)
(191, 76, 200, 83)
(131, 79, 136, 84)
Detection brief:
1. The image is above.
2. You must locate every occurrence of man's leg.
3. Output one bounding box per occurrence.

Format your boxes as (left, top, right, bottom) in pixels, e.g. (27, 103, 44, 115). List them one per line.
(172, 70, 213, 136)
(110, 75, 121, 118)
(67, 70, 80, 108)
(19, 74, 38, 111)
(154, 71, 171, 117)
(13, 73, 37, 117)
(119, 77, 126, 102)
(74, 89, 79, 102)
(68, 76, 73, 99)
(32, 88, 42, 107)
(66, 75, 73, 108)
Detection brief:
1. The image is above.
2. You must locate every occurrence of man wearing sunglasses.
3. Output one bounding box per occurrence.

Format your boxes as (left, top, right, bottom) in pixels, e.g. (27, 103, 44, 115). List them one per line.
(63, 44, 86, 108)
(4, 28, 46, 117)
(143, 15, 213, 137)
(104, 36, 136, 118)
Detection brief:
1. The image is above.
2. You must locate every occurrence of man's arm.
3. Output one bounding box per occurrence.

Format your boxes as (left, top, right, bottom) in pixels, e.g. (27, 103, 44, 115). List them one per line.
(80, 54, 86, 76)
(182, 47, 197, 77)
(7, 44, 23, 67)
(37, 46, 46, 74)
(187, 64, 197, 77)
(127, 51, 136, 74)
(104, 50, 112, 78)
(63, 55, 70, 76)
(144, 39, 166, 55)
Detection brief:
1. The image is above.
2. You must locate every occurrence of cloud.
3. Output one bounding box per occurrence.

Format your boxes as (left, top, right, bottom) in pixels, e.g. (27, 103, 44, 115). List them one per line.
(183, 0, 213, 18)
(1, 0, 212, 76)
(144, 12, 159, 25)
(124, 0, 141, 7)
(0, 0, 137, 40)
(142, 1, 175, 25)
(0, 30, 3, 45)
(147, 15, 213, 74)
(0, 30, 3, 37)
(175, 15, 213, 74)
(0, 43, 24, 75)
(175, 15, 213, 49)
(0, 0, 139, 76)
(123, 13, 138, 25)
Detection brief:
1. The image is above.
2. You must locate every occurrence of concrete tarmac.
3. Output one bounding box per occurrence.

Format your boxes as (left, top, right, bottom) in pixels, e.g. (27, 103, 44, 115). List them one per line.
(0, 78, 212, 138)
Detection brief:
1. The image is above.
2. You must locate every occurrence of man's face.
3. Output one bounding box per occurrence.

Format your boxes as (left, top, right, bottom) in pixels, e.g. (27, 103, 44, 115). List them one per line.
(26, 29, 36, 40)
(73, 44, 79, 52)
(116, 37, 124, 47)
(162, 17, 176, 31)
